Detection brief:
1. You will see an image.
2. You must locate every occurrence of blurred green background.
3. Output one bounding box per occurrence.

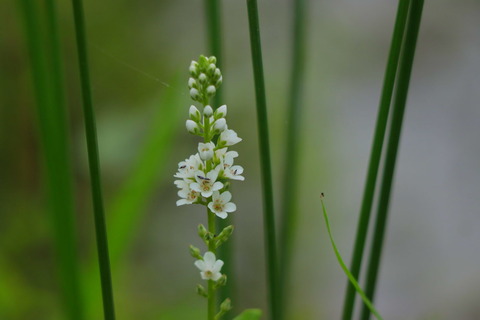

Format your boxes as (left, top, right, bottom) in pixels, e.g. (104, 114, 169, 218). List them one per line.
(1, 0, 480, 319)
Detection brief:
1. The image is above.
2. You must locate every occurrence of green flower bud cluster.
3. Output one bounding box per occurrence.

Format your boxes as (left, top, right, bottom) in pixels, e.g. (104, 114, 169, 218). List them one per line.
(188, 55, 223, 104)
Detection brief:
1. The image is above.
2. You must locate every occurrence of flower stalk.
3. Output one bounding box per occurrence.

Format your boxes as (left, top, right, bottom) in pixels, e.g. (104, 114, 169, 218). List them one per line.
(175, 56, 242, 320)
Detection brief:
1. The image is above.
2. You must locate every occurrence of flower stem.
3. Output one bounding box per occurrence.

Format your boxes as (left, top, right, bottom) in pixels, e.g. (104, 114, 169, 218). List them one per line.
(360, 1, 424, 319)
(70, 0, 116, 319)
(341, 1, 411, 319)
(208, 208, 217, 320)
(245, 1, 279, 319)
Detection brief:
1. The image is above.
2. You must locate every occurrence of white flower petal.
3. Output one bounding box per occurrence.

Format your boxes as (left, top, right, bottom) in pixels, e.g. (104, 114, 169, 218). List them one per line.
(224, 202, 236, 213)
(215, 211, 228, 219)
(221, 191, 232, 203)
(212, 260, 224, 272)
(176, 199, 189, 206)
(203, 252, 216, 265)
(212, 182, 223, 191)
(194, 260, 206, 271)
(190, 183, 201, 192)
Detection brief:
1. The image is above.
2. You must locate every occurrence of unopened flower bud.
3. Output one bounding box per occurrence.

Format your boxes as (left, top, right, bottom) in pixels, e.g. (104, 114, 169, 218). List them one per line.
(188, 77, 197, 88)
(190, 88, 200, 100)
(198, 73, 207, 84)
(215, 76, 223, 87)
(207, 63, 216, 75)
(189, 245, 202, 259)
(220, 298, 231, 312)
(189, 61, 199, 76)
(189, 105, 201, 122)
(206, 85, 216, 97)
(214, 275, 228, 289)
(203, 105, 213, 117)
(213, 118, 227, 133)
(214, 68, 222, 80)
(196, 284, 208, 298)
(199, 55, 208, 66)
(186, 120, 199, 134)
(209, 56, 217, 64)
(198, 224, 207, 239)
(214, 105, 227, 119)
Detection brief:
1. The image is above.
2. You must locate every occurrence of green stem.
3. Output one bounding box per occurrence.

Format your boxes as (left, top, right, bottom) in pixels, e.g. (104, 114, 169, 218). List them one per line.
(245, 1, 279, 319)
(278, 0, 308, 317)
(360, 1, 424, 319)
(204, 0, 234, 308)
(70, 0, 116, 319)
(208, 209, 216, 320)
(18, 1, 84, 319)
(341, 1, 411, 319)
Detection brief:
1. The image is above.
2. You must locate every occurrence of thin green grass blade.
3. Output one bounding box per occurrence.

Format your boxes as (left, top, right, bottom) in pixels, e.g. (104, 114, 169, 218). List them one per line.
(18, 1, 84, 319)
(360, 1, 425, 319)
(341, 1, 411, 319)
(83, 79, 185, 318)
(320, 197, 383, 320)
(245, 1, 279, 319)
(278, 0, 308, 318)
(70, 0, 116, 318)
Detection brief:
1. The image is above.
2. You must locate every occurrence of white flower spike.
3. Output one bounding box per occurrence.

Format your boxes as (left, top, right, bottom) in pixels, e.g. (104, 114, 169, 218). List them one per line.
(194, 251, 224, 281)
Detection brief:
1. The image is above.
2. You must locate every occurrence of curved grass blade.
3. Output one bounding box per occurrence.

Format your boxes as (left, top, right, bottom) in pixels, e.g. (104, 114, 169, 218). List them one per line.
(320, 196, 383, 320)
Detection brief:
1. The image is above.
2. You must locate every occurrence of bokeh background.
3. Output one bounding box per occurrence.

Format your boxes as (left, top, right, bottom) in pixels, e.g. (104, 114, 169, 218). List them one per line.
(1, 0, 480, 319)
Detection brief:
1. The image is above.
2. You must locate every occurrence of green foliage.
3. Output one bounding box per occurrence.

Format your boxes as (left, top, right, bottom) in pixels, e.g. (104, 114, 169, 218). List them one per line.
(233, 309, 263, 320)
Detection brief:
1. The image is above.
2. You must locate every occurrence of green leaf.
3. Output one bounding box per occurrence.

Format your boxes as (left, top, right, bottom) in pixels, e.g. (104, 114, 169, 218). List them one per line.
(320, 197, 384, 320)
(233, 309, 262, 320)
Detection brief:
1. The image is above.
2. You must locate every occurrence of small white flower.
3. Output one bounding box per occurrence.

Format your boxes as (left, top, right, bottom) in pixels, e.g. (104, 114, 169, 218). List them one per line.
(198, 142, 215, 160)
(214, 105, 227, 118)
(186, 120, 199, 133)
(224, 164, 245, 181)
(194, 252, 223, 281)
(177, 189, 200, 207)
(220, 129, 242, 146)
(190, 170, 223, 198)
(208, 191, 236, 219)
(174, 154, 203, 180)
(176, 185, 200, 206)
(213, 118, 226, 132)
(215, 148, 238, 161)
